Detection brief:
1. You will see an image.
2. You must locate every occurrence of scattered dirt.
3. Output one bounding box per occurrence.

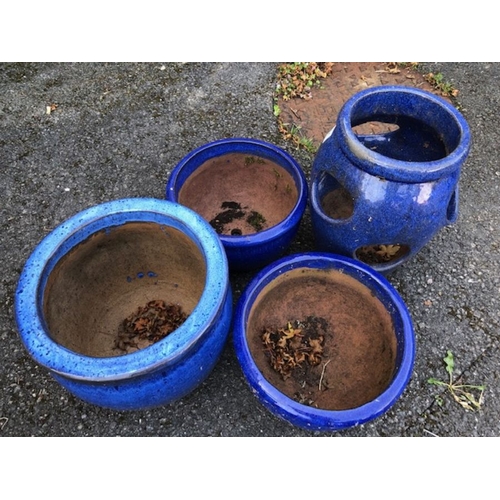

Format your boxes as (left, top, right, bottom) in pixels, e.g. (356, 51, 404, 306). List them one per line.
(246, 210, 267, 232)
(178, 152, 298, 236)
(114, 300, 188, 354)
(209, 201, 267, 235)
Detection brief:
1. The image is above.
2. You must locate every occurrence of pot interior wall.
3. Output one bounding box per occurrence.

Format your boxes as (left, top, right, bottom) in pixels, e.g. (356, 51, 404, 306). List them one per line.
(247, 267, 397, 410)
(178, 152, 298, 235)
(43, 222, 206, 357)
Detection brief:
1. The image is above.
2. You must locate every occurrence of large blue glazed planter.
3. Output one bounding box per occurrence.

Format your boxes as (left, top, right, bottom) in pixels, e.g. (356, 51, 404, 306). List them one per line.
(310, 85, 471, 273)
(14, 198, 232, 411)
(166, 138, 308, 271)
(233, 252, 415, 432)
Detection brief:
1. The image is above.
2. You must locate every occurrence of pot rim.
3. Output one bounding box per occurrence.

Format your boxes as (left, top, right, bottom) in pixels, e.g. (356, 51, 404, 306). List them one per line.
(165, 137, 308, 246)
(14, 198, 230, 382)
(233, 251, 415, 431)
(337, 85, 471, 183)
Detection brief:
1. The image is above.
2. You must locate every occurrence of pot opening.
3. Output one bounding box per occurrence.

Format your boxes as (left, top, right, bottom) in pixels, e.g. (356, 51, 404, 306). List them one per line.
(355, 243, 411, 266)
(315, 171, 354, 220)
(178, 152, 299, 236)
(349, 92, 462, 163)
(352, 121, 399, 136)
(43, 222, 206, 357)
(247, 267, 397, 410)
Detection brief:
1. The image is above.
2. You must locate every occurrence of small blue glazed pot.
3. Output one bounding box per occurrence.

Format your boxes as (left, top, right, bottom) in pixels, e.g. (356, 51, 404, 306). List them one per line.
(15, 198, 232, 411)
(310, 85, 471, 273)
(166, 138, 308, 271)
(233, 252, 415, 432)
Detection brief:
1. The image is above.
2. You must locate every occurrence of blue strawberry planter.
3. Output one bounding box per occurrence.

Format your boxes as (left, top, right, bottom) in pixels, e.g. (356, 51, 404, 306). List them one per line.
(15, 198, 232, 410)
(310, 85, 471, 273)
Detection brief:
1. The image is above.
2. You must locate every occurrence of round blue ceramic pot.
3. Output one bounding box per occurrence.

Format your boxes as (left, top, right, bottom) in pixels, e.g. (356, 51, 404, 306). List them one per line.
(15, 198, 232, 411)
(166, 138, 308, 271)
(233, 252, 415, 432)
(310, 85, 471, 273)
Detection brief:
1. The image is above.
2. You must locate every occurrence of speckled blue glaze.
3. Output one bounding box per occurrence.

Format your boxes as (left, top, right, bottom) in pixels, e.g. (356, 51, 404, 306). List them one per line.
(14, 198, 232, 410)
(310, 86, 471, 273)
(166, 138, 308, 271)
(233, 252, 415, 432)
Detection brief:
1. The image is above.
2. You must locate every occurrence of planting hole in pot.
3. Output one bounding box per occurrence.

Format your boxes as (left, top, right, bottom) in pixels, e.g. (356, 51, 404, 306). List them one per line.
(246, 267, 397, 410)
(321, 187, 355, 220)
(178, 153, 298, 235)
(43, 222, 206, 357)
(355, 244, 411, 266)
(315, 171, 354, 220)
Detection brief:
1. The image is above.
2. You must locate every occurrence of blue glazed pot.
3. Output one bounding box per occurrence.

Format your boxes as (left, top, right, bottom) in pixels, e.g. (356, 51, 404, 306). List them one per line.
(166, 138, 308, 271)
(310, 85, 471, 273)
(15, 198, 232, 411)
(233, 252, 415, 432)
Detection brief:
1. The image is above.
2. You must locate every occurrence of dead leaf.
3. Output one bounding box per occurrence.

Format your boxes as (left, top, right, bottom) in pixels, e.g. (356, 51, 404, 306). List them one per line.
(115, 300, 188, 353)
(46, 103, 58, 115)
(261, 319, 326, 380)
(375, 244, 400, 258)
(386, 62, 400, 74)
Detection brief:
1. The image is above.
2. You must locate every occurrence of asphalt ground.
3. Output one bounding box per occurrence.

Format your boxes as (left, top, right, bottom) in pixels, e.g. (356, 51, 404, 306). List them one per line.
(1, 62, 499, 439)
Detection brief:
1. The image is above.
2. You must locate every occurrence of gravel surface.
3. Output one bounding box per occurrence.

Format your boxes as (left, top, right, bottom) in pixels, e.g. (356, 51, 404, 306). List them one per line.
(1, 62, 499, 437)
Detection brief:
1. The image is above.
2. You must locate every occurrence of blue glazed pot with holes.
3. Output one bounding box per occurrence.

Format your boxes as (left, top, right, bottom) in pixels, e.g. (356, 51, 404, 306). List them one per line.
(310, 85, 471, 273)
(14, 198, 232, 411)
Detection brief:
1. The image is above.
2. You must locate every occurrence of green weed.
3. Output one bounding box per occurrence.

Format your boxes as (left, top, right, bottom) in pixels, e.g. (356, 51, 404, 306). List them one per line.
(428, 350, 485, 411)
(424, 72, 459, 98)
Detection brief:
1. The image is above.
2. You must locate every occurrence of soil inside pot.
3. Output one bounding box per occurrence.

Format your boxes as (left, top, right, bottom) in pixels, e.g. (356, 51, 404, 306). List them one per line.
(178, 153, 298, 235)
(43, 222, 206, 357)
(321, 186, 355, 219)
(247, 267, 397, 411)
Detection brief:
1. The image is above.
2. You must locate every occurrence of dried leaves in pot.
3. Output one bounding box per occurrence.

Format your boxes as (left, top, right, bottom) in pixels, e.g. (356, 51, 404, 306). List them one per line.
(114, 300, 188, 353)
(261, 317, 327, 381)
